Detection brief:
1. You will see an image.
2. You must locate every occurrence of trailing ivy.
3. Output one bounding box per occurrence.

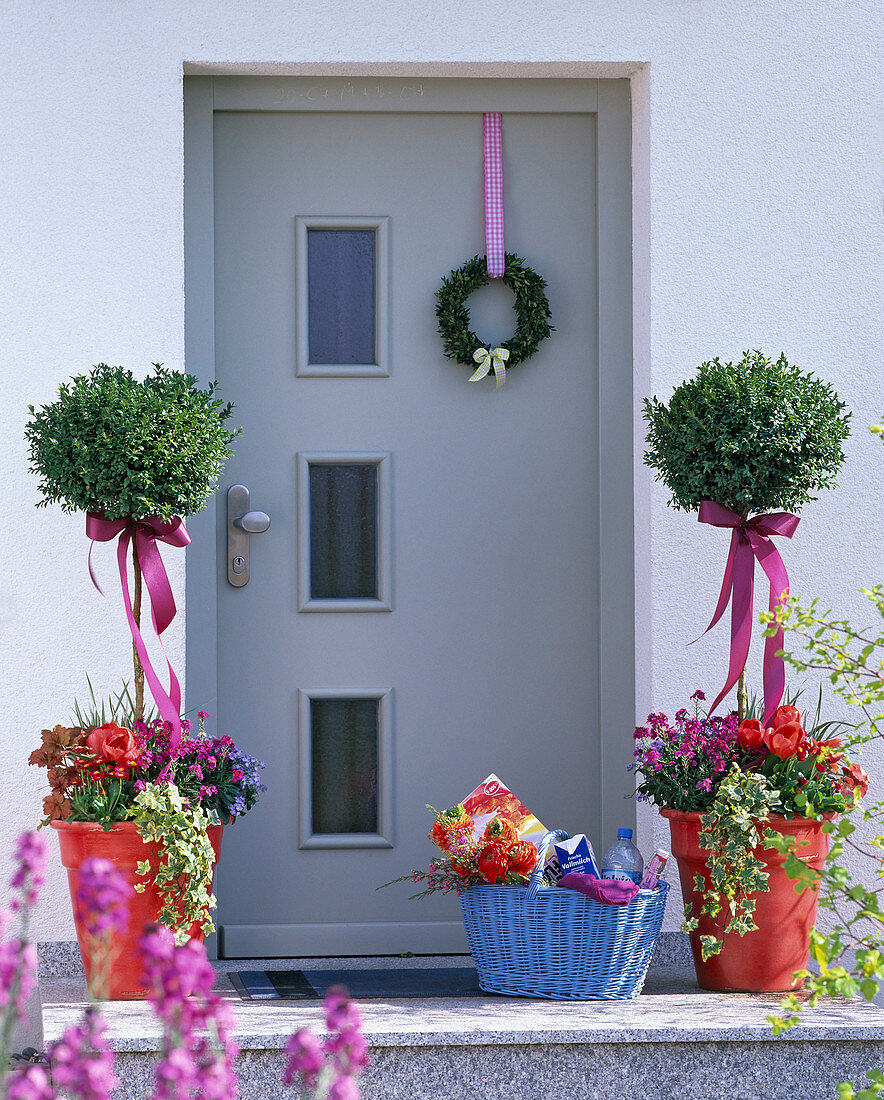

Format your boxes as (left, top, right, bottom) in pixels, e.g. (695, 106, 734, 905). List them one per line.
(435, 253, 553, 372)
(683, 764, 783, 960)
(643, 350, 850, 515)
(131, 782, 217, 943)
(26, 362, 239, 521)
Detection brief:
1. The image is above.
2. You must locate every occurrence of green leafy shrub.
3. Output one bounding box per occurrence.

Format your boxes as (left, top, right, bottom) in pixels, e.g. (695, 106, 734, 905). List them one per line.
(26, 362, 239, 521)
(643, 350, 850, 515)
(131, 782, 217, 942)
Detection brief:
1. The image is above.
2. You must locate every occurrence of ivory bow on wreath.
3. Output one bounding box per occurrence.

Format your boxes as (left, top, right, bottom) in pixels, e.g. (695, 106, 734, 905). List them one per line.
(470, 345, 510, 388)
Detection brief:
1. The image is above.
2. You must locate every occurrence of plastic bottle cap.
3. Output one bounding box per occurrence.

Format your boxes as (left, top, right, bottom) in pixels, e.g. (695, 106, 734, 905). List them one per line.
(617, 828, 633, 839)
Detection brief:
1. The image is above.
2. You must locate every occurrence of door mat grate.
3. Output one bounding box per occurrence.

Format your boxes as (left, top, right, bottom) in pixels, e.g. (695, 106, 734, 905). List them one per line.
(228, 967, 484, 1000)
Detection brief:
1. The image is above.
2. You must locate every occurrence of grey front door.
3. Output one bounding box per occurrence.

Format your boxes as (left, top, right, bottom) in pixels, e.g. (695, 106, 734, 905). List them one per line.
(185, 76, 634, 958)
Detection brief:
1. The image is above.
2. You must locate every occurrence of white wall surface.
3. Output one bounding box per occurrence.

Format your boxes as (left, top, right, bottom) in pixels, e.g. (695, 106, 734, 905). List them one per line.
(1, 0, 881, 939)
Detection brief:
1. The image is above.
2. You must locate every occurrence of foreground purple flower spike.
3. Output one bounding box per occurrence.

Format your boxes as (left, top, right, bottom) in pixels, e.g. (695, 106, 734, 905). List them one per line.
(10, 831, 48, 912)
(5, 1064, 55, 1100)
(45, 1004, 118, 1100)
(75, 858, 133, 939)
(139, 925, 240, 1100)
(284, 985, 368, 1097)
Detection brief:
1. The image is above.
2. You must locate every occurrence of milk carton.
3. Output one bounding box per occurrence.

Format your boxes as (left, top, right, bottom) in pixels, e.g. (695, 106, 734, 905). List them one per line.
(553, 834, 601, 878)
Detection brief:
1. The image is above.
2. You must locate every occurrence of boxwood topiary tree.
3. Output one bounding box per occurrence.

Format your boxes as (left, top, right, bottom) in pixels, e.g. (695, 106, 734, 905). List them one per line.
(643, 350, 850, 516)
(26, 362, 239, 720)
(643, 350, 851, 718)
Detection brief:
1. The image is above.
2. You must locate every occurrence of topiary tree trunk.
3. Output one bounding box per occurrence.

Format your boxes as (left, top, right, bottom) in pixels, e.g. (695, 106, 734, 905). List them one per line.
(131, 540, 144, 724)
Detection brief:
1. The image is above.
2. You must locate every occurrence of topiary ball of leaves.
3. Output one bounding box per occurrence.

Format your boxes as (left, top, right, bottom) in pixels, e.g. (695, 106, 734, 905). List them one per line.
(643, 350, 850, 515)
(26, 363, 240, 521)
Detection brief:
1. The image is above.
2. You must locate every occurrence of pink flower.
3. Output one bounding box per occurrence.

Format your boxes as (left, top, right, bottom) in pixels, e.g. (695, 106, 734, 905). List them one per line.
(10, 831, 47, 910)
(75, 858, 133, 939)
(284, 1029, 325, 1088)
(5, 1064, 55, 1100)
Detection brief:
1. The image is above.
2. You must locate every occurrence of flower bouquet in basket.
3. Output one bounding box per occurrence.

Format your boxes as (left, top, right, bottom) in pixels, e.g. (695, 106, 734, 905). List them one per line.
(383, 775, 669, 1001)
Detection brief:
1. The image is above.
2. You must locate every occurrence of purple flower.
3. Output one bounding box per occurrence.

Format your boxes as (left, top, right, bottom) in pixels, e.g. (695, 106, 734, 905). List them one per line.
(0, 936, 37, 1024)
(284, 1029, 325, 1088)
(76, 858, 133, 939)
(324, 986, 362, 1035)
(5, 1064, 55, 1100)
(10, 831, 47, 911)
(139, 928, 239, 1099)
(46, 1005, 118, 1100)
(328, 1077, 362, 1100)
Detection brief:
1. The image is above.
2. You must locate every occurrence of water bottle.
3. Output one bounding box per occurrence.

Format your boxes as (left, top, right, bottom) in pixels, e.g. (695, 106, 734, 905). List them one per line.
(601, 828, 644, 884)
(639, 849, 669, 890)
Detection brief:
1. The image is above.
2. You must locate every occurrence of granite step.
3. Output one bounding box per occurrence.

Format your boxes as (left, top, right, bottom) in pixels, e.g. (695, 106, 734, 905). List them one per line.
(36, 938, 884, 1100)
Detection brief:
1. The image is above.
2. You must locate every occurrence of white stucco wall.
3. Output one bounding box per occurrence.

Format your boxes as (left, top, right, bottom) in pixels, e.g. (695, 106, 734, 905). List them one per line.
(1, 0, 881, 939)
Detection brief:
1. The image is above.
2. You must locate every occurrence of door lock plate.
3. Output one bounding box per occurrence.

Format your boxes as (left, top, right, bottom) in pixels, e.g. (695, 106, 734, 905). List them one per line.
(227, 485, 270, 587)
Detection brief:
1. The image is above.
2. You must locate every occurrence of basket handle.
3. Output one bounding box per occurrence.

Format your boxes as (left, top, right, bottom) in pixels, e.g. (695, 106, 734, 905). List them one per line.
(526, 829, 570, 901)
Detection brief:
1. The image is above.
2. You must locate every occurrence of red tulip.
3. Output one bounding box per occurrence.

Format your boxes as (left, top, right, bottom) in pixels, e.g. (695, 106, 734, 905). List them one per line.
(765, 720, 806, 760)
(85, 721, 139, 766)
(738, 719, 767, 750)
(772, 704, 801, 730)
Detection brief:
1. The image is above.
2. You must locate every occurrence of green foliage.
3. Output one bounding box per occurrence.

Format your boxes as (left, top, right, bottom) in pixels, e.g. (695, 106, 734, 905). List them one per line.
(26, 362, 239, 521)
(643, 350, 850, 514)
(130, 782, 217, 943)
(683, 764, 783, 959)
(70, 675, 157, 730)
(67, 776, 132, 831)
(763, 588, 884, 1038)
(435, 253, 553, 370)
(836, 1069, 884, 1100)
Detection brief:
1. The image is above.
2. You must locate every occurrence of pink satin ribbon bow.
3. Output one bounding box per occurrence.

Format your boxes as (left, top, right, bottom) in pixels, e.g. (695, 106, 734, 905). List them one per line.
(696, 501, 800, 726)
(86, 511, 191, 746)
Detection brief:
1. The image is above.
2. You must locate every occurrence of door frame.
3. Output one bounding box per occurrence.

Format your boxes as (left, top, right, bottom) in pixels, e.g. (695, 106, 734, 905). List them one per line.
(183, 74, 636, 887)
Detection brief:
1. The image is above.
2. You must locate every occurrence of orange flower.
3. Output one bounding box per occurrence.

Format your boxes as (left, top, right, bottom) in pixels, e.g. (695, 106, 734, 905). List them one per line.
(450, 859, 472, 878)
(507, 841, 539, 876)
(428, 805, 474, 853)
(477, 842, 510, 884)
(483, 816, 518, 848)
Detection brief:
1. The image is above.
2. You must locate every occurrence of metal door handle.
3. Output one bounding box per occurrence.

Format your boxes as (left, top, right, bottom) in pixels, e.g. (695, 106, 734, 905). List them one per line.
(227, 486, 271, 587)
(234, 511, 271, 533)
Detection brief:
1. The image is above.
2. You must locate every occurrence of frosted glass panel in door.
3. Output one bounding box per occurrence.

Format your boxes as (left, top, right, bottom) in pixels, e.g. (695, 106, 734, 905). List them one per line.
(308, 229, 376, 364)
(310, 697, 380, 834)
(309, 463, 379, 600)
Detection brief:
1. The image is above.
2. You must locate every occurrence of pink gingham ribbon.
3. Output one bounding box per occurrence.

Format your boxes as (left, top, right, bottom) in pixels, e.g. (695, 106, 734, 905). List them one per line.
(483, 113, 505, 278)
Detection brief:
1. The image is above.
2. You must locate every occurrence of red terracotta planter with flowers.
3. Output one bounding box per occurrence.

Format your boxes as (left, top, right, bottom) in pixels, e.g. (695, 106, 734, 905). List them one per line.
(662, 808, 829, 992)
(52, 820, 223, 1000)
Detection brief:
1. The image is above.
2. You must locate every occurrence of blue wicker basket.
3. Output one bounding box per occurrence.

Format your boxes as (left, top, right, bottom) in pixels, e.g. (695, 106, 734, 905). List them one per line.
(460, 829, 669, 1000)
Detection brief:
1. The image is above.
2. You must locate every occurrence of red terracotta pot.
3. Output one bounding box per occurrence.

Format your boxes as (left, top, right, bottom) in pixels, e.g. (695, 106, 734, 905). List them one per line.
(661, 808, 830, 992)
(51, 819, 223, 1000)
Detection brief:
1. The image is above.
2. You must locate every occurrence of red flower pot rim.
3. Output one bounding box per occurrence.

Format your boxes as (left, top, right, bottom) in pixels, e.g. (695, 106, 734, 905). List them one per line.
(659, 807, 836, 827)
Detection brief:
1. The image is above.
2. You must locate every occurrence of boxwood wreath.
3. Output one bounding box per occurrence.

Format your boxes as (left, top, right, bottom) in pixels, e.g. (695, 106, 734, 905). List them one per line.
(435, 253, 553, 386)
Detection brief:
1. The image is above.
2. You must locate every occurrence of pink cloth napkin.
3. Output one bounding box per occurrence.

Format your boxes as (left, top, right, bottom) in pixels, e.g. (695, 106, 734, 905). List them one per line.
(558, 873, 640, 905)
